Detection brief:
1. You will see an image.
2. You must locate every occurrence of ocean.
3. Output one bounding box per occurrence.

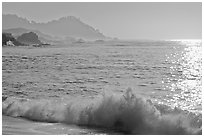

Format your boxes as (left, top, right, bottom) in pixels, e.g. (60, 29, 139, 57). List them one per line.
(2, 40, 202, 134)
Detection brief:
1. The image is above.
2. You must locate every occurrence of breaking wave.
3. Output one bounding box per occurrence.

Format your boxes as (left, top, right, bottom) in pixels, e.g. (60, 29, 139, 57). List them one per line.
(2, 88, 202, 135)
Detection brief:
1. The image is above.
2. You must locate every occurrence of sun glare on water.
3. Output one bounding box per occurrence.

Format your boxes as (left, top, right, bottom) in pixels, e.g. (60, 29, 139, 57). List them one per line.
(163, 39, 202, 113)
(170, 39, 202, 46)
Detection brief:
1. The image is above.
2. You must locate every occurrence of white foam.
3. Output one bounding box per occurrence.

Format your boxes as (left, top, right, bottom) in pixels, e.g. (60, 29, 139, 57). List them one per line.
(2, 88, 202, 134)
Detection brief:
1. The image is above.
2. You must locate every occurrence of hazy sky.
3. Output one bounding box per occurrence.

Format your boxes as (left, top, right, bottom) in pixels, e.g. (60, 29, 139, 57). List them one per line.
(2, 2, 202, 40)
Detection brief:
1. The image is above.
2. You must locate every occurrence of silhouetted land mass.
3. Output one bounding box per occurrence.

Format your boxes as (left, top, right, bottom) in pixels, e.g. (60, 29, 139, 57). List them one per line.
(2, 33, 23, 46)
(3, 27, 58, 44)
(17, 32, 42, 45)
(3, 14, 109, 40)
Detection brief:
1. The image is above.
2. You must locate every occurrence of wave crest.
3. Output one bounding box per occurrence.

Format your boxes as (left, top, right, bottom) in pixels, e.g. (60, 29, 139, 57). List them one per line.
(2, 88, 202, 134)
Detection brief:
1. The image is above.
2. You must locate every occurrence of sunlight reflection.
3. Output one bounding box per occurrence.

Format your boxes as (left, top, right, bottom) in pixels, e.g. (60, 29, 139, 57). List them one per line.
(163, 40, 202, 113)
(170, 39, 202, 46)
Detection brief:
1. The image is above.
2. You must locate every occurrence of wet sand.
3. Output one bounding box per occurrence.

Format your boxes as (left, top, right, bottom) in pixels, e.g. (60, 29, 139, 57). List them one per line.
(2, 115, 93, 135)
(3, 115, 51, 135)
(2, 115, 118, 135)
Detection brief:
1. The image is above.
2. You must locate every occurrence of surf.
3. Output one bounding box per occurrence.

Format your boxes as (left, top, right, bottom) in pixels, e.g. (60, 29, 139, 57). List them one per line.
(2, 88, 202, 135)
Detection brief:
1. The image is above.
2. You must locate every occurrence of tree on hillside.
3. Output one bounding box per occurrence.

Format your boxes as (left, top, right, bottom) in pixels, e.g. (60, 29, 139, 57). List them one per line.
(2, 33, 24, 46)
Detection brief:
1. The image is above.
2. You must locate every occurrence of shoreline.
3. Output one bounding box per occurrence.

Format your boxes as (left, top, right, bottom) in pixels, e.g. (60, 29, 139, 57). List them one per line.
(2, 115, 117, 135)
(2, 115, 49, 135)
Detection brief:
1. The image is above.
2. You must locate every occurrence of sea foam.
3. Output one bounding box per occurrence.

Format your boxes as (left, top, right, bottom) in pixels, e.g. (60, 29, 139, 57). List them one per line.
(2, 88, 202, 135)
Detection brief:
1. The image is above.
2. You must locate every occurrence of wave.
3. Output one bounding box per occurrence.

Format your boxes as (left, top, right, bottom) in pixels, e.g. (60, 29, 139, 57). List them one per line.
(2, 88, 202, 135)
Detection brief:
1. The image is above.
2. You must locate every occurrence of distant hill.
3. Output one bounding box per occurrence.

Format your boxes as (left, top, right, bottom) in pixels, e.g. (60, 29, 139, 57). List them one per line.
(3, 28, 59, 44)
(3, 14, 109, 40)
(3, 28, 30, 37)
(3, 14, 31, 30)
(17, 32, 42, 45)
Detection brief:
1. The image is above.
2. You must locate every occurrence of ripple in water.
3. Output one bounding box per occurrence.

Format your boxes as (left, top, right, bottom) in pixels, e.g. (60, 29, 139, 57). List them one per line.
(163, 40, 202, 113)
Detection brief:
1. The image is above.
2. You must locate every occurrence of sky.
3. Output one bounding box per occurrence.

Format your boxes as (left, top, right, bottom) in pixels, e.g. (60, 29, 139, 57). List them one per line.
(2, 2, 202, 40)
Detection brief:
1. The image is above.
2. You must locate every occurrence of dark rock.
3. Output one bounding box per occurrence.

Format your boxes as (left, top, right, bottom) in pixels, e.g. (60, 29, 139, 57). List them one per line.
(2, 32, 23, 46)
(2, 96, 8, 101)
(17, 32, 42, 45)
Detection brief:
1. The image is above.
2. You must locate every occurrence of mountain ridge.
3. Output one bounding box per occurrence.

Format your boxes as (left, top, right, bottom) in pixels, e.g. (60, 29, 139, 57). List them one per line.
(2, 14, 109, 40)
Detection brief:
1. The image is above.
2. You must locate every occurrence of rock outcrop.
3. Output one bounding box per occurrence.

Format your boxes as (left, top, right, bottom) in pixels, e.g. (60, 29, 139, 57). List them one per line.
(2, 33, 23, 46)
(17, 32, 42, 45)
